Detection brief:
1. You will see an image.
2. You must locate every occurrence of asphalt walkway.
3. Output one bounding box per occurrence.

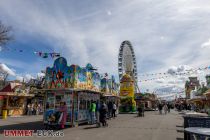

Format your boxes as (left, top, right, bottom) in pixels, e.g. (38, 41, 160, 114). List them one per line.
(0, 110, 184, 140)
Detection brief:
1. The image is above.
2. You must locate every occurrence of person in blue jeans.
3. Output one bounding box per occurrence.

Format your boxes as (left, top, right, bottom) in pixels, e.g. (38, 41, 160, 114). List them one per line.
(89, 101, 96, 125)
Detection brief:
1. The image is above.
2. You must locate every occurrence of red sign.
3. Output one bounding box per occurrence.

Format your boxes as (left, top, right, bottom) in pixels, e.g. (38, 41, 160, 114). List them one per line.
(4, 130, 34, 137)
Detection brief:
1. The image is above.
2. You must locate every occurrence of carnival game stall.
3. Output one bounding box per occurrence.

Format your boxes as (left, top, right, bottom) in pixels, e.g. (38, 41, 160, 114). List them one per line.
(43, 57, 105, 126)
(43, 89, 100, 126)
(0, 82, 34, 116)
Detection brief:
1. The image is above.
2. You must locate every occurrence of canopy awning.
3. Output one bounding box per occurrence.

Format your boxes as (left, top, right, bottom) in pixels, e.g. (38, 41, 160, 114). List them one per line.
(188, 97, 204, 103)
(0, 92, 34, 97)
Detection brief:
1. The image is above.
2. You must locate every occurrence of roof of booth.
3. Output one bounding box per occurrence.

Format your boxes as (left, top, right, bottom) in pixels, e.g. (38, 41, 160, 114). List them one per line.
(33, 88, 105, 94)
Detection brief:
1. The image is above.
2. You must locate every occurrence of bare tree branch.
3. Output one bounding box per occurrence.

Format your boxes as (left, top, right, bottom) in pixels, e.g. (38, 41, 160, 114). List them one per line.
(0, 21, 13, 46)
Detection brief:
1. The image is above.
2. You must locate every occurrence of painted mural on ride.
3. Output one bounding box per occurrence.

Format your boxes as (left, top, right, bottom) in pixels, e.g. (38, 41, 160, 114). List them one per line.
(45, 57, 119, 95)
(119, 74, 136, 112)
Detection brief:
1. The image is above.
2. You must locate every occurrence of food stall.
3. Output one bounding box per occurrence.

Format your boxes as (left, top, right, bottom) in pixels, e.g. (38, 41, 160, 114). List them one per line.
(0, 82, 34, 116)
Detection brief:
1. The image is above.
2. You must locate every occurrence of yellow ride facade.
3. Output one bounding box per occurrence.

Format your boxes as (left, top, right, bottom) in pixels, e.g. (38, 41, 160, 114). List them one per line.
(119, 74, 136, 112)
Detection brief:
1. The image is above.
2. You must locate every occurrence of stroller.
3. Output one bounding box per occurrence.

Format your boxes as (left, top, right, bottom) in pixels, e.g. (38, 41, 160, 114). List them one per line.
(45, 111, 63, 130)
(137, 107, 144, 117)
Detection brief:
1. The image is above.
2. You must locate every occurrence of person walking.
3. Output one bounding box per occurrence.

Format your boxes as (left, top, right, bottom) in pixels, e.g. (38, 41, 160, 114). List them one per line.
(31, 103, 35, 115)
(167, 103, 170, 113)
(108, 102, 113, 119)
(96, 101, 101, 127)
(90, 101, 96, 125)
(112, 103, 117, 118)
(141, 102, 145, 117)
(99, 102, 108, 127)
(137, 103, 142, 117)
(27, 104, 31, 115)
(163, 104, 168, 115)
(158, 103, 163, 115)
(38, 103, 42, 115)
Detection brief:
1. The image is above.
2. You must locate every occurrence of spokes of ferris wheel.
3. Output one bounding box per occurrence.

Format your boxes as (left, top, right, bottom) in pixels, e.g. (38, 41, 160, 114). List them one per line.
(118, 40, 140, 93)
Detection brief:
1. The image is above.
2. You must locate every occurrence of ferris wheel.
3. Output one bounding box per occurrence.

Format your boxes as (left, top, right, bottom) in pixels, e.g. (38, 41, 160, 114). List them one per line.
(118, 40, 139, 92)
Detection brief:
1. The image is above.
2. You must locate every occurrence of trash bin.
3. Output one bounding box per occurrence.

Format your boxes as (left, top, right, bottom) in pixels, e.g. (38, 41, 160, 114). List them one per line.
(2, 110, 7, 119)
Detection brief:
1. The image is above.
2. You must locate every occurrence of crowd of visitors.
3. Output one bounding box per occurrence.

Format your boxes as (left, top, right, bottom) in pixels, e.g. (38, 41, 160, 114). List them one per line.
(88, 101, 117, 127)
(26, 103, 42, 115)
(158, 103, 171, 115)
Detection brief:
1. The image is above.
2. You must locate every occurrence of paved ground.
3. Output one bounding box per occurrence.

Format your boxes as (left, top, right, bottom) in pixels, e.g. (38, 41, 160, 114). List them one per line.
(0, 110, 184, 140)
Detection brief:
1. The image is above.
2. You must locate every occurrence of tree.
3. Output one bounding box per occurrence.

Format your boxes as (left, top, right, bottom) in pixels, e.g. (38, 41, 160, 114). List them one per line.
(0, 21, 13, 46)
(0, 71, 9, 89)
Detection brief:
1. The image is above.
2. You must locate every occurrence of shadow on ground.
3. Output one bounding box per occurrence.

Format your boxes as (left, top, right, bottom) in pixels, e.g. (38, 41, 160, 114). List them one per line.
(83, 126, 99, 130)
(176, 138, 184, 140)
(177, 129, 184, 133)
(0, 121, 44, 134)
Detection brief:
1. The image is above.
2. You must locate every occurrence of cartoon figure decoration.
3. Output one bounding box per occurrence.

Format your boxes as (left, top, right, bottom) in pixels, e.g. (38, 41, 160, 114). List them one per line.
(45, 57, 68, 89)
(119, 74, 136, 112)
(120, 74, 134, 97)
(45, 57, 103, 92)
(77, 68, 87, 89)
(100, 74, 119, 95)
(101, 78, 108, 93)
(92, 72, 101, 91)
(111, 76, 119, 95)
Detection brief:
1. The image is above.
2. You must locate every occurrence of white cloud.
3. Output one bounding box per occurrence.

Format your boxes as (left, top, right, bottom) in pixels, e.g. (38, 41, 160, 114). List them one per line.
(25, 74, 35, 81)
(167, 65, 192, 75)
(107, 10, 112, 16)
(16, 75, 24, 82)
(160, 36, 165, 40)
(155, 78, 165, 84)
(15, 74, 35, 82)
(37, 72, 45, 79)
(201, 39, 210, 48)
(0, 63, 15, 76)
(1, 0, 210, 92)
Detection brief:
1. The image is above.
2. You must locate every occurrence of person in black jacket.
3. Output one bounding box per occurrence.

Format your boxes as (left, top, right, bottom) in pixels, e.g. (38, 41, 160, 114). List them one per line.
(108, 102, 113, 119)
(99, 102, 108, 127)
(158, 103, 163, 115)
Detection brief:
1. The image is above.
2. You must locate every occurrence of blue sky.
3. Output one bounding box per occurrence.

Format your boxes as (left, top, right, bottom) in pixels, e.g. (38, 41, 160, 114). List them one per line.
(1, 0, 210, 94)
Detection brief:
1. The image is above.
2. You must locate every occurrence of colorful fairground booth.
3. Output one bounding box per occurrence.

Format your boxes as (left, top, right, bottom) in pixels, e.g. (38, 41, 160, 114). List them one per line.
(42, 57, 119, 126)
(100, 76, 120, 111)
(0, 82, 34, 116)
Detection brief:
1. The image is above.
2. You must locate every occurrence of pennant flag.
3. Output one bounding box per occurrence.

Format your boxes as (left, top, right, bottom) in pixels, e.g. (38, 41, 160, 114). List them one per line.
(39, 52, 42, 56)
